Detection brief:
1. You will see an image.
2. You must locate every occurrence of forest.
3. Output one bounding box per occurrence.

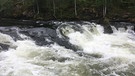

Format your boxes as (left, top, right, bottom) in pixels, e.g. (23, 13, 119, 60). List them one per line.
(0, 0, 135, 22)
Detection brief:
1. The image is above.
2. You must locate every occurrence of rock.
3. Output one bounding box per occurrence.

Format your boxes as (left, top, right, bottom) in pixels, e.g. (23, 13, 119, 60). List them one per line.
(0, 43, 9, 50)
(98, 17, 113, 34)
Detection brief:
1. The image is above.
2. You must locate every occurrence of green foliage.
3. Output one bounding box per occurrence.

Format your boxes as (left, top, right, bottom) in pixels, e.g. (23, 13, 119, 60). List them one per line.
(23, 0, 34, 8)
(0, 0, 13, 12)
(0, 0, 8, 6)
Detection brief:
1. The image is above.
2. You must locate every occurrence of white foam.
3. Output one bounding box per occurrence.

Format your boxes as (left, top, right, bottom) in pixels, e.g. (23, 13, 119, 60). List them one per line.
(0, 22, 135, 76)
(68, 24, 135, 59)
(0, 32, 17, 48)
(0, 39, 80, 76)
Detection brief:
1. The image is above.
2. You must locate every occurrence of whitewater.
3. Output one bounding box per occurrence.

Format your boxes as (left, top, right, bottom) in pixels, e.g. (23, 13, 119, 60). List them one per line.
(0, 21, 135, 76)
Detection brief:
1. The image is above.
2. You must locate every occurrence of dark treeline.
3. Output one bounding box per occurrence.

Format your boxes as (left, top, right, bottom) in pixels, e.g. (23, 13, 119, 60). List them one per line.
(0, 0, 135, 21)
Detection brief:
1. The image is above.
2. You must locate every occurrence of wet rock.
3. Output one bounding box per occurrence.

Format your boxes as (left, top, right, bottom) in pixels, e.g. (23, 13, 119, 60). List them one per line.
(57, 57, 70, 62)
(0, 43, 9, 50)
(0, 27, 22, 41)
(77, 51, 102, 58)
(19, 27, 78, 51)
(103, 24, 113, 34)
(98, 18, 113, 34)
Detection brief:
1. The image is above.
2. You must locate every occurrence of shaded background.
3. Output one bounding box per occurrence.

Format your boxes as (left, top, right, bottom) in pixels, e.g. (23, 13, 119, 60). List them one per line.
(0, 0, 135, 22)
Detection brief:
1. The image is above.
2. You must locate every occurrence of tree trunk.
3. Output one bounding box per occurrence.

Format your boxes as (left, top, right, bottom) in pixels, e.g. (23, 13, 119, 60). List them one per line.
(35, 0, 39, 14)
(103, 0, 107, 18)
(74, 0, 77, 17)
(53, 0, 56, 18)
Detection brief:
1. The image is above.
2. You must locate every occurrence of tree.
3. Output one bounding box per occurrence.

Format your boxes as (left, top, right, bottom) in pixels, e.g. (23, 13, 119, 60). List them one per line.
(53, 0, 56, 18)
(103, 0, 107, 18)
(35, 0, 39, 15)
(74, 0, 77, 16)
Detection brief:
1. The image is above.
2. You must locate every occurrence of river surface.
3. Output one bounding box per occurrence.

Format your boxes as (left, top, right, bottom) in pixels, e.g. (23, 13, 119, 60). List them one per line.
(0, 21, 135, 76)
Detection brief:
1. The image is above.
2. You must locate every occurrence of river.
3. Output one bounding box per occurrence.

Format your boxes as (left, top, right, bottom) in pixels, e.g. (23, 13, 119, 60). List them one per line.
(0, 21, 135, 76)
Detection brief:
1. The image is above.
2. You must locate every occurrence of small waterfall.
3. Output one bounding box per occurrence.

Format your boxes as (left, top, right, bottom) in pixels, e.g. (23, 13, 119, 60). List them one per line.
(57, 22, 104, 50)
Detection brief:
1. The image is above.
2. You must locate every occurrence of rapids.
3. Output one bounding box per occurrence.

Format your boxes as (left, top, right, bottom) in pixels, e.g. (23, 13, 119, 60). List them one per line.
(0, 21, 135, 76)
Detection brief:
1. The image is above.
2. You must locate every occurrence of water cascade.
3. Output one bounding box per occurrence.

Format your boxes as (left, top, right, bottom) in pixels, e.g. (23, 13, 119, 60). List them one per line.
(0, 21, 135, 76)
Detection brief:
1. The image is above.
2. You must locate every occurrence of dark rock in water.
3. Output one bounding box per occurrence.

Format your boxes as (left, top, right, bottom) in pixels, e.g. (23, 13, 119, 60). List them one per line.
(0, 27, 23, 41)
(110, 22, 135, 32)
(133, 27, 135, 31)
(19, 27, 78, 51)
(0, 43, 9, 50)
(53, 37, 78, 51)
(20, 27, 56, 45)
(103, 25, 113, 34)
(76, 51, 102, 58)
(98, 18, 113, 34)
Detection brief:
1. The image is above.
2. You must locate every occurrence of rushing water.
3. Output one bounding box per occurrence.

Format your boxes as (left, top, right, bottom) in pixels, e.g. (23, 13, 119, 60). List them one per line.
(0, 21, 135, 76)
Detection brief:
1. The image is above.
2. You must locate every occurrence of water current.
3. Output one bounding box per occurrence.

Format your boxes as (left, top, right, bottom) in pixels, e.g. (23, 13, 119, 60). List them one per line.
(0, 21, 135, 76)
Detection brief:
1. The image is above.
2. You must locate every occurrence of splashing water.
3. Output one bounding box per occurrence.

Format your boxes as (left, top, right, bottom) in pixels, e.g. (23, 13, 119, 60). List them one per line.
(0, 21, 135, 76)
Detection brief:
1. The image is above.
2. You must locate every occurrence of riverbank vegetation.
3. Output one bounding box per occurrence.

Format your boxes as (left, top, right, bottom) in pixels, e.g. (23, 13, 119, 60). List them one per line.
(0, 0, 135, 22)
